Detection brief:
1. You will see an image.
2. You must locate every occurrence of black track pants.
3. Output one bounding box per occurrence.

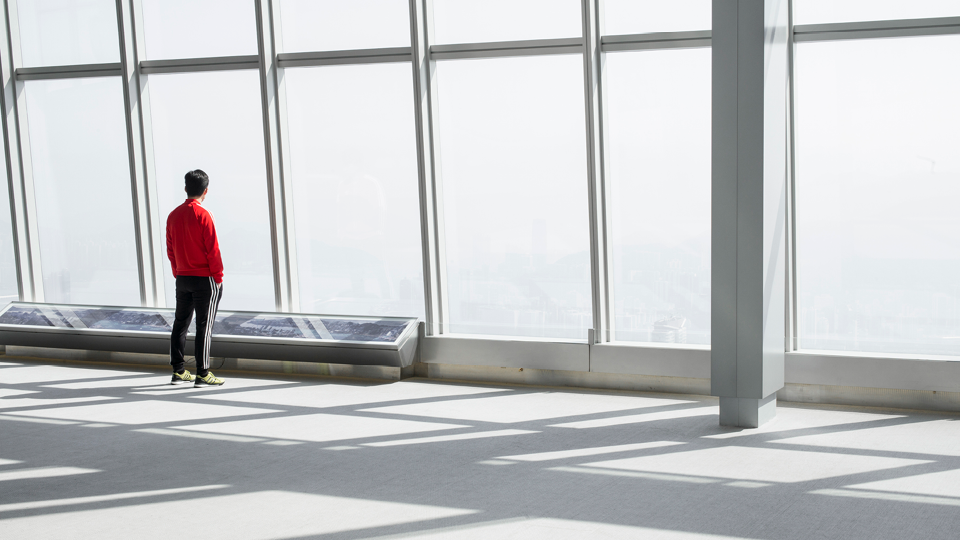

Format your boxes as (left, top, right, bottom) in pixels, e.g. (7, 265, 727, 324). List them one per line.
(170, 276, 223, 377)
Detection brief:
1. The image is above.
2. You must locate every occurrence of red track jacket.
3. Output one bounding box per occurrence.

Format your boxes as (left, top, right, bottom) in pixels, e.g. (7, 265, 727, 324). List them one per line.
(166, 199, 224, 284)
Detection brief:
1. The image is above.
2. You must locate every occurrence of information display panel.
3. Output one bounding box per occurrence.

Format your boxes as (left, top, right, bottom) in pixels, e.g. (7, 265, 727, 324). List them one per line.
(0, 303, 420, 367)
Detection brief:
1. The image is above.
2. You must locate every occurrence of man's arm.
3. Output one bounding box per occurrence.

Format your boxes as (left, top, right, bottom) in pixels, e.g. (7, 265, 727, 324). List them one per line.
(166, 218, 177, 279)
(200, 213, 224, 284)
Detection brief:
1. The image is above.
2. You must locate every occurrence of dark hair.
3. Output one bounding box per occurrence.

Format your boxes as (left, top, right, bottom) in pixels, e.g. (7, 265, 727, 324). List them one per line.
(184, 169, 209, 197)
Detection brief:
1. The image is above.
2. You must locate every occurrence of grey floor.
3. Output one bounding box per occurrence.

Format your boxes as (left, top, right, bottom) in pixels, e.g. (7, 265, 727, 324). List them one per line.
(1, 359, 959, 539)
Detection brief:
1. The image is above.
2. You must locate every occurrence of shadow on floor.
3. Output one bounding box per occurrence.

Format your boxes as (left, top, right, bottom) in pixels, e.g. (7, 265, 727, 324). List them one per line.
(1, 356, 959, 539)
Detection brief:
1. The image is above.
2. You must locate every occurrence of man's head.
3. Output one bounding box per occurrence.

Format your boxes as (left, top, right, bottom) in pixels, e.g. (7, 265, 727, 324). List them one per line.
(184, 169, 209, 199)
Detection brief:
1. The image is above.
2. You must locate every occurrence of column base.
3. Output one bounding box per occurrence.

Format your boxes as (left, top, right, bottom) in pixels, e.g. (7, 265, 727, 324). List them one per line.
(719, 394, 776, 428)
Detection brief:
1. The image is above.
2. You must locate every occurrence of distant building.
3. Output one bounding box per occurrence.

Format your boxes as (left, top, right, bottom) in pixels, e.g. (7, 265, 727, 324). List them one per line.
(652, 316, 687, 344)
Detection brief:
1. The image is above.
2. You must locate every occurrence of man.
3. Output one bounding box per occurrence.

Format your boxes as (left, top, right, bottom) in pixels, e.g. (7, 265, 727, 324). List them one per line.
(167, 169, 225, 387)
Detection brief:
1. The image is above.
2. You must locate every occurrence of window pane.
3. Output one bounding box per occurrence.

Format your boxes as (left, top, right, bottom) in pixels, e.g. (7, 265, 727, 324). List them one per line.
(795, 0, 960, 25)
(24, 78, 140, 305)
(285, 63, 424, 319)
(278, 0, 410, 52)
(606, 49, 711, 345)
(0, 165, 19, 308)
(603, 0, 711, 35)
(795, 36, 960, 357)
(17, 0, 119, 67)
(436, 55, 591, 339)
(141, 0, 257, 60)
(147, 70, 275, 311)
(432, 0, 581, 45)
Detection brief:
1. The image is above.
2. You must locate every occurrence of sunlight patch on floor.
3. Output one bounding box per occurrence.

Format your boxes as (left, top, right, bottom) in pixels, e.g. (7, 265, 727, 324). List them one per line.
(5, 400, 281, 425)
(0, 366, 148, 385)
(0, 484, 229, 513)
(550, 406, 716, 429)
(360, 392, 692, 424)
(774, 419, 960, 456)
(0, 490, 478, 540)
(190, 380, 507, 409)
(581, 446, 930, 483)
(360, 516, 751, 539)
(175, 413, 469, 443)
(0, 466, 100, 483)
(497, 441, 683, 462)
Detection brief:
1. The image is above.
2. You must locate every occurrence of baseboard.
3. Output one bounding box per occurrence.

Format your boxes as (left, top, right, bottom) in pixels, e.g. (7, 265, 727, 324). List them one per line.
(778, 383, 960, 414)
(416, 361, 711, 395)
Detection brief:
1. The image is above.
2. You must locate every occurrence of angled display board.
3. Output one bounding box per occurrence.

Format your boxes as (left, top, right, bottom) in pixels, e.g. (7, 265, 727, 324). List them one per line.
(0, 303, 420, 368)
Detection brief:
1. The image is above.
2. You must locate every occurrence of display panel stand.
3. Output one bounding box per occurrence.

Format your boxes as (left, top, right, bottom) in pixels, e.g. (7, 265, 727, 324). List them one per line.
(0, 302, 420, 369)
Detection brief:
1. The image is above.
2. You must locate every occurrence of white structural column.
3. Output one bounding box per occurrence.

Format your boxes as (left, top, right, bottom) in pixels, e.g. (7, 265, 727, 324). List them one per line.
(711, 0, 789, 428)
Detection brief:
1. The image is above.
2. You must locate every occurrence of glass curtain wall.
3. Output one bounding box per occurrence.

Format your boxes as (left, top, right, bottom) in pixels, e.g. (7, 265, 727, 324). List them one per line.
(147, 70, 275, 312)
(15, 0, 141, 307)
(24, 77, 140, 306)
(605, 50, 711, 345)
(140, 0, 258, 60)
(434, 53, 591, 339)
(602, 3, 712, 346)
(16, 0, 119, 67)
(284, 64, 424, 319)
(139, 1, 273, 312)
(278, 0, 410, 51)
(278, 0, 425, 319)
(432, 0, 581, 44)
(5, 0, 960, 362)
(794, 35, 960, 357)
(795, 1, 960, 24)
(602, 0, 711, 34)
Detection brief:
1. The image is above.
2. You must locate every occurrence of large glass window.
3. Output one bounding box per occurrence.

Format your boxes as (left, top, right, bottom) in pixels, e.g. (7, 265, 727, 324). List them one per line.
(140, 0, 257, 60)
(278, 0, 410, 52)
(795, 1, 960, 25)
(432, 0, 581, 45)
(435, 55, 591, 339)
(147, 70, 275, 312)
(795, 35, 960, 357)
(16, 0, 119, 67)
(605, 48, 711, 345)
(24, 77, 140, 306)
(284, 63, 424, 319)
(603, 1, 711, 35)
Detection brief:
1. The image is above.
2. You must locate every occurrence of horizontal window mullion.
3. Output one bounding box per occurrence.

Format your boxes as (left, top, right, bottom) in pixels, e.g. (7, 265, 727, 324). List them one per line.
(602, 30, 711, 45)
(430, 37, 582, 60)
(277, 47, 412, 68)
(601, 31, 711, 52)
(139, 56, 260, 75)
(795, 16, 960, 42)
(431, 46, 582, 61)
(601, 39, 711, 53)
(16, 63, 122, 81)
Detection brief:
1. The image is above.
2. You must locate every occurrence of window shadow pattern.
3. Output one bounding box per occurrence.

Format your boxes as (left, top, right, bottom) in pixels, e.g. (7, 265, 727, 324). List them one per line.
(1, 358, 959, 539)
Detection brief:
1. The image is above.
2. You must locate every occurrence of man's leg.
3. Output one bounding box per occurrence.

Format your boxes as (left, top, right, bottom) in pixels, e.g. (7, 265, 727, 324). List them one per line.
(170, 276, 195, 376)
(193, 277, 223, 379)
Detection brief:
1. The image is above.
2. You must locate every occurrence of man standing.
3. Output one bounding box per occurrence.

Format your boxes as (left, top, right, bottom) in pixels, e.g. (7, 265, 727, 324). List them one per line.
(167, 170, 225, 387)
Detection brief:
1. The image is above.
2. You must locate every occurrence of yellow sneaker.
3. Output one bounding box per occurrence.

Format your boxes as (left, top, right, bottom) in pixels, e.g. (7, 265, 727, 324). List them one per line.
(194, 372, 225, 388)
(170, 370, 195, 385)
